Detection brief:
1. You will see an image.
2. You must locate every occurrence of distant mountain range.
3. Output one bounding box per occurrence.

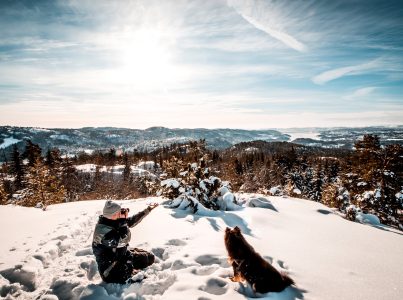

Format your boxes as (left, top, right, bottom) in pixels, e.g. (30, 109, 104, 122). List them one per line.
(0, 126, 402, 160)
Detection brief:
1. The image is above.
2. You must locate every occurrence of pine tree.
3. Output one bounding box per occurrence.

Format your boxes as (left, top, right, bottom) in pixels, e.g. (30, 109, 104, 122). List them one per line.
(11, 145, 24, 190)
(0, 176, 7, 204)
(61, 158, 80, 202)
(23, 140, 42, 167)
(22, 158, 66, 208)
(108, 148, 116, 166)
(311, 163, 324, 202)
(321, 183, 340, 208)
(234, 158, 243, 175)
(45, 148, 62, 168)
(123, 153, 131, 183)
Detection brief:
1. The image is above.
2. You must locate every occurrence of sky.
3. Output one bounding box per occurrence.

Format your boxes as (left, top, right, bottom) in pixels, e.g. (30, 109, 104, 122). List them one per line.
(0, 0, 402, 129)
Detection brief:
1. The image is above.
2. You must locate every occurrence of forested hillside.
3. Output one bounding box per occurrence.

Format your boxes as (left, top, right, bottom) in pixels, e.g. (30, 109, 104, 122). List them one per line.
(0, 135, 402, 229)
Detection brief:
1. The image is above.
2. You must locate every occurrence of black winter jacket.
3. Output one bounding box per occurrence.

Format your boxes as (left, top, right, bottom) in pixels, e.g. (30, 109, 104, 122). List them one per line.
(92, 207, 151, 280)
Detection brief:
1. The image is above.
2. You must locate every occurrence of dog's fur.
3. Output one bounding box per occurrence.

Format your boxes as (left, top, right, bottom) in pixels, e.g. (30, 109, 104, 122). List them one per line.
(224, 226, 294, 294)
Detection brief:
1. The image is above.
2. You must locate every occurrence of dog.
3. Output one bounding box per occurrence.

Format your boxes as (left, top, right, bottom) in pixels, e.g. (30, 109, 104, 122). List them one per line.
(224, 226, 294, 294)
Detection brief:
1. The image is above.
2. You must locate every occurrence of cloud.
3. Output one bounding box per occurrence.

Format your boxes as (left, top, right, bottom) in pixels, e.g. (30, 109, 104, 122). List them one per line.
(228, 0, 307, 52)
(312, 60, 380, 85)
(237, 13, 307, 52)
(345, 87, 377, 100)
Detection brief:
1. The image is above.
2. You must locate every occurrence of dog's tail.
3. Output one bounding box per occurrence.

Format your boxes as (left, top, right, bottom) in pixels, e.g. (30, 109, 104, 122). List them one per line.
(281, 272, 295, 287)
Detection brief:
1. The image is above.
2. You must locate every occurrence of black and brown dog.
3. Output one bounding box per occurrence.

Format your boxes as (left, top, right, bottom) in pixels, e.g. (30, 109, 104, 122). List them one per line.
(224, 226, 294, 294)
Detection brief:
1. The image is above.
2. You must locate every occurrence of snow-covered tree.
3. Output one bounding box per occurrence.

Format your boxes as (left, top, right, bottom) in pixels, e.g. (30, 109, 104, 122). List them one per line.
(159, 158, 239, 214)
(321, 181, 350, 211)
(351, 136, 403, 227)
(22, 158, 66, 208)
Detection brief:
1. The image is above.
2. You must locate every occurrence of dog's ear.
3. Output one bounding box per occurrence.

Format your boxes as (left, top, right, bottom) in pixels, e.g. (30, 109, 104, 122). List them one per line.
(225, 227, 231, 233)
(234, 226, 241, 233)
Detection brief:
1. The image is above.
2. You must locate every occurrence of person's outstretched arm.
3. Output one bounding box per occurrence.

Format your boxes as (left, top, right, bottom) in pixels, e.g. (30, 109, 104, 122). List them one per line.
(127, 204, 158, 228)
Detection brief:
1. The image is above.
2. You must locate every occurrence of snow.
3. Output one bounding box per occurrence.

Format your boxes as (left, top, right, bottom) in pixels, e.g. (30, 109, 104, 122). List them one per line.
(292, 188, 301, 195)
(0, 137, 21, 149)
(84, 149, 94, 155)
(356, 212, 381, 225)
(244, 147, 258, 152)
(269, 186, 283, 196)
(161, 179, 180, 189)
(363, 191, 374, 200)
(247, 197, 277, 211)
(0, 195, 402, 300)
(220, 192, 240, 211)
(74, 164, 154, 177)
(50, 134, 71, 141)
(281, 129, 320, 142)
(75, 164, 98, 172)
(137, 161, 157, 170)
(218, 186, 230, 196)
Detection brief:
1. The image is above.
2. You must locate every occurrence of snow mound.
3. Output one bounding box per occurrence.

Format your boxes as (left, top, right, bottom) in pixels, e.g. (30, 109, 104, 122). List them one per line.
(217, 192, 241, 211)
(247, 196, 277, 211)
(356, 212, 381, 225)
(0, 256, 43, 292)
(161, 179, 180, 189)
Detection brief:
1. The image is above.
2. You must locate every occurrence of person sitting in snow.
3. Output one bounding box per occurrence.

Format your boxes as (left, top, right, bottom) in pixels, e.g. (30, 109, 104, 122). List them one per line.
(92, 200, 158, 284)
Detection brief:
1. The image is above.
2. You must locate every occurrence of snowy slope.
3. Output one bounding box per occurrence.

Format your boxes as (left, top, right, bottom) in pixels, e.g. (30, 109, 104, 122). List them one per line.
(0, 195, 402, 300)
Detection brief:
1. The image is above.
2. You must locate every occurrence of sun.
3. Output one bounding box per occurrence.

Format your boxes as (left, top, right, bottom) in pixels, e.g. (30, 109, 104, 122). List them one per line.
(116, 28, 176, 91)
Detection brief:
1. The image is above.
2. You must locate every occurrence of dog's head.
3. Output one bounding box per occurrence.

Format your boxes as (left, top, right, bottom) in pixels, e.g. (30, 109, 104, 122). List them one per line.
(224, 226, 254, 260)
(224, 226, 241, 244)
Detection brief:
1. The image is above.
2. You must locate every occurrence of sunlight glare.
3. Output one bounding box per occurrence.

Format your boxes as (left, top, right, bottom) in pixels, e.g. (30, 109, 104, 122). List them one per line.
(117, 28, 175, 90)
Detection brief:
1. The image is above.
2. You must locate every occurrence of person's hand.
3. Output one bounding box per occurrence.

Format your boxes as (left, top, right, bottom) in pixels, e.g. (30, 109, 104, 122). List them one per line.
(147, 203, 159, 211)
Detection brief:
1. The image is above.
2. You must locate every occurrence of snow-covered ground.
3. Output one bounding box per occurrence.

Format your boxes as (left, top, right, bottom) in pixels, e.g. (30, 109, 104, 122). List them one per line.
(0, 195, 402, 300)
(74, 164, 155, 178)
(0, 137, 21, 149)
(280, 129, 320, 142)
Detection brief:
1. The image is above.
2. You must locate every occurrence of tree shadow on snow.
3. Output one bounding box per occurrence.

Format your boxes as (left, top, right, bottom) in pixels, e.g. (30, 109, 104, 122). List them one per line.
(247, 197, 278, 212)
(217, 211, 253, 236)
(366, 224, 403, 236)
(169, 209, 253, 236)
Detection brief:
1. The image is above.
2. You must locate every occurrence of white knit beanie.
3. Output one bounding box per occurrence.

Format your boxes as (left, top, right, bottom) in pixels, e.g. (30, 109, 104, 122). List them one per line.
(103, 200, 121, 218)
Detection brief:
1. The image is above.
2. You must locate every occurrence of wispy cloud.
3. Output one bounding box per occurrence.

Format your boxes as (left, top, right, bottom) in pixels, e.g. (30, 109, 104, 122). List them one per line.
(345, 87, 377, 100)
(234, 12, 306, 52)
(228, 0, 307, 52)
(312, 60, 380, 85)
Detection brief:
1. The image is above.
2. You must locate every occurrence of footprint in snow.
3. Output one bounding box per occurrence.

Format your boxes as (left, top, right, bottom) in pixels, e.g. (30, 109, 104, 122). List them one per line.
(165, 239, 187, 246)
(171, 259, 197, 271)
(151, 247, 165, 260)
(191, 265, 219, 276)
(199, 278, 228, 295)
(195, 255, 229, 268)
(277, 259, 288, 270)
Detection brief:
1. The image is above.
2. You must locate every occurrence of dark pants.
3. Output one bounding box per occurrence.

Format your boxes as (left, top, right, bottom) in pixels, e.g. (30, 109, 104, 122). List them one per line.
(103, 248, 155, 284)
(127, 248, 155, 270)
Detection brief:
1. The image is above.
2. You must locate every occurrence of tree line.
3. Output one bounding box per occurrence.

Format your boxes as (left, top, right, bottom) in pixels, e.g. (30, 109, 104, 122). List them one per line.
(0, 135, 401, 229)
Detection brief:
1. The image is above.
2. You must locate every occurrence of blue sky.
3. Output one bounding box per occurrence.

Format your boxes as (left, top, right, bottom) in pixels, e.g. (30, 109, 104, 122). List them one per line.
(0, 0, 402, 129)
